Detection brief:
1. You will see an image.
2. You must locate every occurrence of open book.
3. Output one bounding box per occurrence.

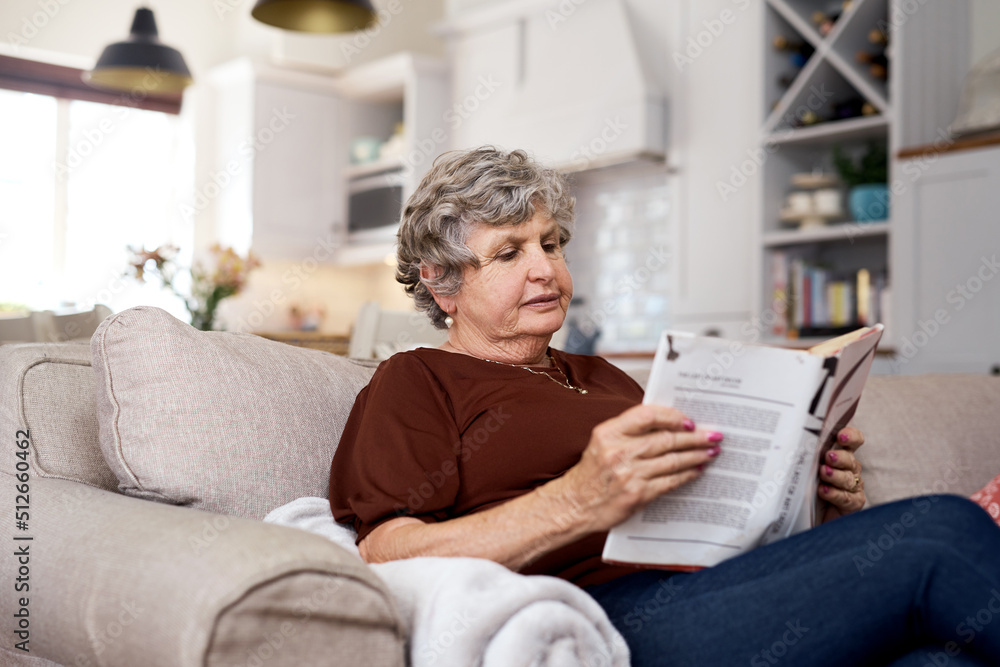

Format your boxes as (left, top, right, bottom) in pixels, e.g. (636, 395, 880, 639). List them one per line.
(602, 324, 884, 569)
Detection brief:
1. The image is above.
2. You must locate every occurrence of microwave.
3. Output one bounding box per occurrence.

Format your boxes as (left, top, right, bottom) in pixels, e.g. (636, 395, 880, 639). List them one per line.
(347, 170, 405, 245)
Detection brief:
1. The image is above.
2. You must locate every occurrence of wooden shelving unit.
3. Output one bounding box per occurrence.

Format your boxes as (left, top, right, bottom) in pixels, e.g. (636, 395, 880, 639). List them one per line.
(767, 114, 888, 146)
(759, 0, 892, 344)
(762, 220, 889, 247)
(757, 1, 970, 351)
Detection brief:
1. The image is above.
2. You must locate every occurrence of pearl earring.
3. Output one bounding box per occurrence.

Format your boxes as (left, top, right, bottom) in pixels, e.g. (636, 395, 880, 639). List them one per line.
(444, 315, 454, 328)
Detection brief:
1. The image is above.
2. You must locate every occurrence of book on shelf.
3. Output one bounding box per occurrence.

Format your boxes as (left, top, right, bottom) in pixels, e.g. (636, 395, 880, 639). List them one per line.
(602, 324, 884, 569)
(769, 251, 789, 338)
(772, 253, 887, 338)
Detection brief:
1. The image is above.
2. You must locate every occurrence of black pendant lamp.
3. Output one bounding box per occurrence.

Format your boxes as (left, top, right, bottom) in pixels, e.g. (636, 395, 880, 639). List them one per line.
(84, 7, 192, 95)
(251, 0, 377, 33)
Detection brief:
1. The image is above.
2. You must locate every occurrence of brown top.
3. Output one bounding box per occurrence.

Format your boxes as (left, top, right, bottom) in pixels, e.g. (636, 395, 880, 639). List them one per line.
(330, 346, 647, 587)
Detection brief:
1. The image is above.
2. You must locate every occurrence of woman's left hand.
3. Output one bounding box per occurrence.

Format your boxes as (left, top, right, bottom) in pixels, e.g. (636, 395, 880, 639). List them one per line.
(817, 426, 867, 523)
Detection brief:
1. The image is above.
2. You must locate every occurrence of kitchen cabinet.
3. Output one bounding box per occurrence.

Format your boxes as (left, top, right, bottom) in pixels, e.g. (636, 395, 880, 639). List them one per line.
(205, 59, 341, 260)
(332, 52, 449, 265)
(891, 142, 1000, 374)
(664, 0, 762, 340)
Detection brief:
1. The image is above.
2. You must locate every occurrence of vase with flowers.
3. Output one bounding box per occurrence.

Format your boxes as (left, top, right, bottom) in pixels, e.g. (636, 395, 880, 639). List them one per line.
(126, 244, 261, 331)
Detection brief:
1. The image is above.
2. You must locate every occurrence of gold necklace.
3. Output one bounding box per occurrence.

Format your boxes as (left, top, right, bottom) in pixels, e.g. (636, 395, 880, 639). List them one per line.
(479, 354, 588, 394)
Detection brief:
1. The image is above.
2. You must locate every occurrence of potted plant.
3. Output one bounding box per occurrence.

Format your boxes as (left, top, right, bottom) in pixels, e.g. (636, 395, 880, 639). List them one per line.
(833, 141, 889, 222)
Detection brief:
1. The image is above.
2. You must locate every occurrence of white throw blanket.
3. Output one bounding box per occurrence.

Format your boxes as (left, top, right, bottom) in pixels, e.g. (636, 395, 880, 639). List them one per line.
(264, 497, 630, 667)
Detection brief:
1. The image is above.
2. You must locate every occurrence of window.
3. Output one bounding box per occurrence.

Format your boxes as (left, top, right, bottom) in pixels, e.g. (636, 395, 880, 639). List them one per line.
(0, 89, 56, 307)
(0, 57, 193, 318)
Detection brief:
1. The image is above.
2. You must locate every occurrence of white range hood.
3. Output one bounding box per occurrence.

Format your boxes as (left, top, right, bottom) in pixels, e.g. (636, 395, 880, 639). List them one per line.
(440, 0, 667, 172)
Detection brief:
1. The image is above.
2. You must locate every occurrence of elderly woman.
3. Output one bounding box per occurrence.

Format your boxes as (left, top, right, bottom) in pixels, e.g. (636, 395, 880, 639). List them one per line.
(331, 147, 1000, 666)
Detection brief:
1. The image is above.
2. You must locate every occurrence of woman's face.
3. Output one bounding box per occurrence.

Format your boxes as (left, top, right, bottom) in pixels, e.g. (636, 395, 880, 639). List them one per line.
(446, 212, 573, 349)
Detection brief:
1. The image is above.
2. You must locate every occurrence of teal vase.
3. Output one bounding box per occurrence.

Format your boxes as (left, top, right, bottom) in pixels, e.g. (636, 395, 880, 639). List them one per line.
(849, 184, 889, 222)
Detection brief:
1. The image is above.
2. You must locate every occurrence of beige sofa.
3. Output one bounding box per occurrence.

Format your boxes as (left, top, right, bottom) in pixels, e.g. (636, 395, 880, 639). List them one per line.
(2, 306, 999, 666)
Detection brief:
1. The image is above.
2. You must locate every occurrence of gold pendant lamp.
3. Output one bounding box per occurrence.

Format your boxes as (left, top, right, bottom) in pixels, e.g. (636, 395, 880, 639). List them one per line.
(251, 0, 377, 33)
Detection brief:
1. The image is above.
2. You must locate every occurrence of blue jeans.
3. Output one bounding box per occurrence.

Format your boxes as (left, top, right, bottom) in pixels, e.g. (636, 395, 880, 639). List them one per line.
(585, 496, 1000, 667)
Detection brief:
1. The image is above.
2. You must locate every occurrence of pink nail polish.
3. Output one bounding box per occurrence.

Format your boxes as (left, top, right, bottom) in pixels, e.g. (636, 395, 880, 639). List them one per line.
(820, 485, 830, 494)
(707, 445, 721, 457)
(697, 463, 705, 471)
(828, 451, 838, 462)
(682, 418, 696, 431)
(824, 465, 833, 476)
(839, 432, 850, 443)
(707, 431, 724, 443)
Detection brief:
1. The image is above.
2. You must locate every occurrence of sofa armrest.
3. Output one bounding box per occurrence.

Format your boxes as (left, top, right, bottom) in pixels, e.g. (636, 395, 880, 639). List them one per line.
(0, 342, 117, 491)
(1, 477, 405, 667)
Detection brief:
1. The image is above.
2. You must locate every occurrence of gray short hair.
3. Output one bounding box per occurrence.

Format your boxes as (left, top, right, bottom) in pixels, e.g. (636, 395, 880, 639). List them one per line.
(396, 146, 575, 328)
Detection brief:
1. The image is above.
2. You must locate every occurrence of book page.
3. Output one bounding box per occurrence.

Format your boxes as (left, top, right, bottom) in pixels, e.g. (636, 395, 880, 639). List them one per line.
(602, 332, 824, 568)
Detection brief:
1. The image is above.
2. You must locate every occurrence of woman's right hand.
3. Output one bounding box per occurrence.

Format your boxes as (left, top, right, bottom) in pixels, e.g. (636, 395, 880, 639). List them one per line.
(550, 403, 723, 533)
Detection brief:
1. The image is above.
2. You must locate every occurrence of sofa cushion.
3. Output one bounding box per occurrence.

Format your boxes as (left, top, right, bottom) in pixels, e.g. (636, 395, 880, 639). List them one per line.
(0, 341, 118, 491)
(91, 306, 377, 520)
(852, 374, 1000, 506)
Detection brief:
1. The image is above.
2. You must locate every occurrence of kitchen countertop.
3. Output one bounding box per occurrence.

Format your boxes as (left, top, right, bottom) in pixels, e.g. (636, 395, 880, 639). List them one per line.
(897, 129, 1000, 160)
